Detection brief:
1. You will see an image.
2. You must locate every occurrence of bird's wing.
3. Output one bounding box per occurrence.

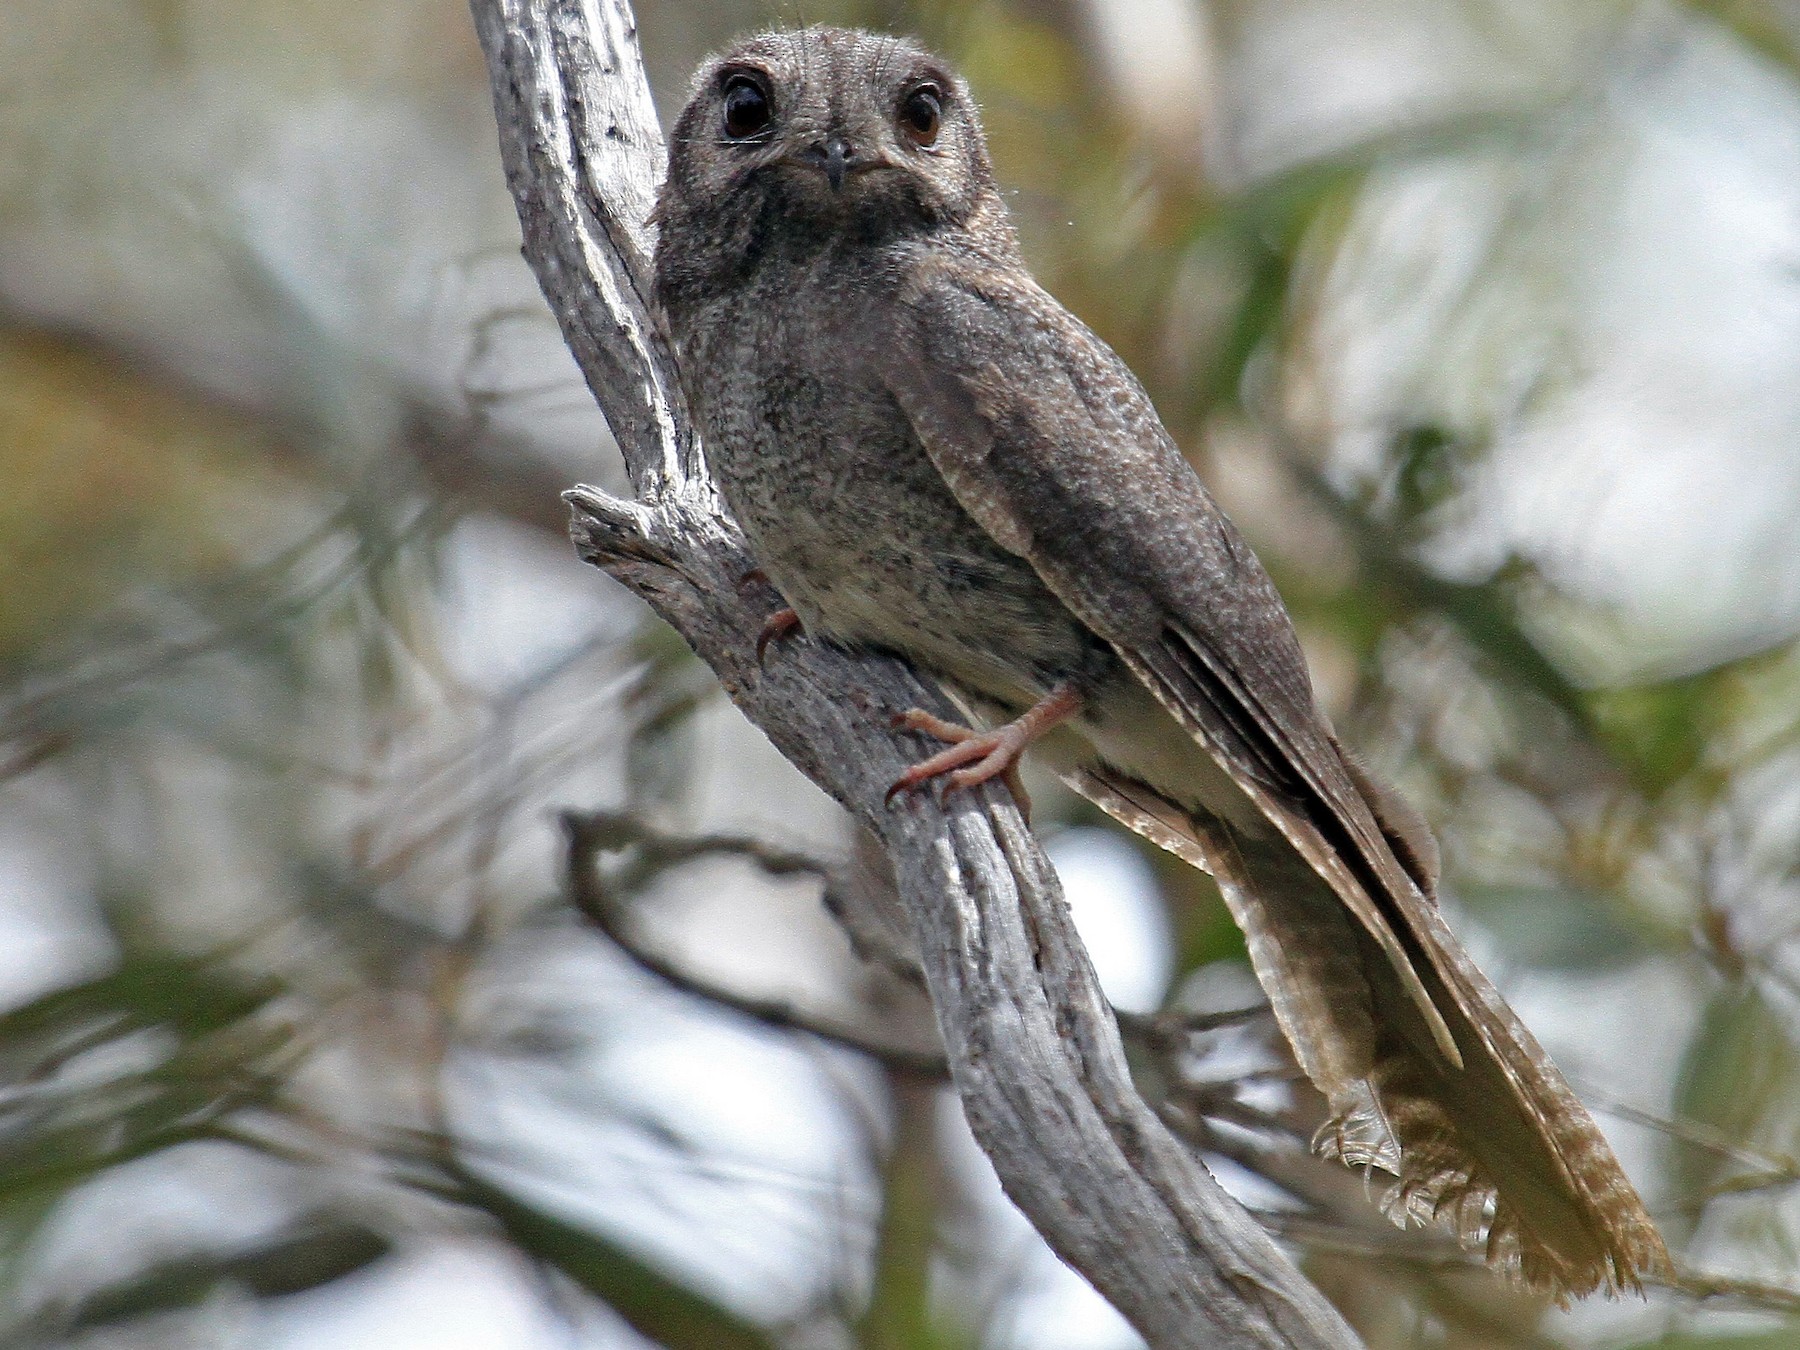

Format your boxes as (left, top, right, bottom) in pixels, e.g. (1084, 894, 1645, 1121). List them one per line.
(875, 258, 1667, 1295)
(879, 258, 1451, 1022)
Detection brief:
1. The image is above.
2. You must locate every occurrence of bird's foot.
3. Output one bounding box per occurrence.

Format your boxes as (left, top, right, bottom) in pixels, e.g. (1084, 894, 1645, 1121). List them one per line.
(885, 683, 1082, 819)
(755, 607, 803, 663)
(736, 568, 804, 663)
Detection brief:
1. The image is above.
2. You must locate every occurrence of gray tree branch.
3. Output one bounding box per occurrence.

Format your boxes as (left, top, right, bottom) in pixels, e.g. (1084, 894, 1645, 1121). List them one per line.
(562, 808, 949, 1077)
(469, 1, 1362, 1344)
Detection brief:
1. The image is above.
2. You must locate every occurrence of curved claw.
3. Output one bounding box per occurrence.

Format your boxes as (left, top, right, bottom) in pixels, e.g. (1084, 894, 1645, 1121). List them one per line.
(755, 607, 802, 663)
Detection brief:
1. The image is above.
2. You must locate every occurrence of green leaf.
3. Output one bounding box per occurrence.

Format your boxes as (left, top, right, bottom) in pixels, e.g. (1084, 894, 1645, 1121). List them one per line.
(1590, 639, 1799, 797)
(1291, 465, 1595, 727)
(1390, 424, 1465, 524)
(1684, 0, 1800, 72)
(1671, 983, 1800, 1205)
(1589, 671, 1724, 798)
(64, 1222, 392, 1329)
(444, 1163, 779, 1350)
(1619, 1330, 1800, 1350)
(0, 952, 281, 1048)
(1458, 884, 1655, 971)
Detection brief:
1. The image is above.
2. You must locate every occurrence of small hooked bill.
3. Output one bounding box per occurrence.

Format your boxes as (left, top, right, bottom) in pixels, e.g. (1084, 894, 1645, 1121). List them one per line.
(798, 137, 855, 190)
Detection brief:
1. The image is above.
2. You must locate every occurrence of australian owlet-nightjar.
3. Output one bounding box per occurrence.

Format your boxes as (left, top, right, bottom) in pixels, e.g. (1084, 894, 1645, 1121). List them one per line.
(651, 25, 1667, 1297)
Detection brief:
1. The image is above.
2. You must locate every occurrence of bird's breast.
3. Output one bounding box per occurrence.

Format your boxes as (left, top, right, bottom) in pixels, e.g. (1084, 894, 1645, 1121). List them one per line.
(677, 291, 1103, 708)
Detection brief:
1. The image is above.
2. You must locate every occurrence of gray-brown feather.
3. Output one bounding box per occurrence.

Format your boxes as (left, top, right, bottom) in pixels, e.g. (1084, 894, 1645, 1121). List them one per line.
(652, 23, 1668, 1298)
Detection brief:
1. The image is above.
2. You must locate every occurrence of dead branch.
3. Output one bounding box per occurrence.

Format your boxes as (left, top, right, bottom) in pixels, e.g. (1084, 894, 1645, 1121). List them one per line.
(562, 809, 948, 1078)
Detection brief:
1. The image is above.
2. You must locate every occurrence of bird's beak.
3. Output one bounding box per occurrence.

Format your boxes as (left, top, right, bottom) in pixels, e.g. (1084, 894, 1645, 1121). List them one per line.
(800, 136, 855, 191)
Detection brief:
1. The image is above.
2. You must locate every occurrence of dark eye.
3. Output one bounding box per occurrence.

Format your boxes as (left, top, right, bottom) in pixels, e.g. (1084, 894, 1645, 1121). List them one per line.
(721, 73, 772, 139)
(899, 86, 941, 147)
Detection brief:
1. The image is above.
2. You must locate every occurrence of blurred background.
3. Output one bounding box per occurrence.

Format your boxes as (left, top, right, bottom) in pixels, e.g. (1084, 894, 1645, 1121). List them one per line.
(2, 0, 1799, 1346)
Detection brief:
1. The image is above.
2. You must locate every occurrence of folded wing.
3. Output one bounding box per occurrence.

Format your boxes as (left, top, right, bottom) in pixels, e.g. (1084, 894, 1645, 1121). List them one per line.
(875, 257, 1668, 1295)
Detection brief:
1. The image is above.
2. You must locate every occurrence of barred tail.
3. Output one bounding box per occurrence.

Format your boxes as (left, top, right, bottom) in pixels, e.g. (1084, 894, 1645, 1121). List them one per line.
(1069, 765, 1669, 1298)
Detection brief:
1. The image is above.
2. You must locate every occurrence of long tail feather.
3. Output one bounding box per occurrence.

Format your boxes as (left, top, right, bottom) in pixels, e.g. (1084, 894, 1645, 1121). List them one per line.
(1069, 765, 1669, 1299)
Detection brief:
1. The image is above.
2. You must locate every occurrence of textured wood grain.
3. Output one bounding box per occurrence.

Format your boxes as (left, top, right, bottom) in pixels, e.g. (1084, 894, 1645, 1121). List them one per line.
(468, 1, 1362, 1345)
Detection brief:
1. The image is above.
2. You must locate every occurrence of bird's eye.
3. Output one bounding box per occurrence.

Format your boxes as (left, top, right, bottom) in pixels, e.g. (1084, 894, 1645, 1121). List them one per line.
(721, 73, 773, 139)
(899, 86, 941, 147)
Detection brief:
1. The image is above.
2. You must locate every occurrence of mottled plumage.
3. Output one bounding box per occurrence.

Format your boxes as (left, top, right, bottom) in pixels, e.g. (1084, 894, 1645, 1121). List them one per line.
(652, 25, 1668, 1296)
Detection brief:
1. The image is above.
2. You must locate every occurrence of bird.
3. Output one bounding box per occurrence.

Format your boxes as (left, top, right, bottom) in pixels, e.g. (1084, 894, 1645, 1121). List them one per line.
(650, 25, 1668, 1298)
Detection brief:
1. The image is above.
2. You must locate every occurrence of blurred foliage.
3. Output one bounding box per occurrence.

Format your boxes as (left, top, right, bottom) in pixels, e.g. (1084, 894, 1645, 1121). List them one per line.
(0, 331, 284, 667)
(2, 0, 1800, 1347)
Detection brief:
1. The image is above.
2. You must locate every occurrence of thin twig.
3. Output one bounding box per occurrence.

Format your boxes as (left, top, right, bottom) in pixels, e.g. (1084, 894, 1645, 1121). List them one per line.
(562, 811, 948, 1078)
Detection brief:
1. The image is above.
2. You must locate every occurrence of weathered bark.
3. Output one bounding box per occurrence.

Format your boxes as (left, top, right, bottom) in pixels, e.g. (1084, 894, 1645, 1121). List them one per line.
(468, 1, 1362, 1345)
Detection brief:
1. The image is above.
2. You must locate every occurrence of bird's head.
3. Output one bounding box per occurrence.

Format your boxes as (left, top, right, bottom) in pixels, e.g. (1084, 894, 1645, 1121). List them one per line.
(655, 27, 1007, 301)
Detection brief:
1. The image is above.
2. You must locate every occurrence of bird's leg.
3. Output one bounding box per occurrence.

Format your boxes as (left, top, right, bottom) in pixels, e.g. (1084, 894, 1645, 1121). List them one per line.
(737, 567, 805, 664)
(886, 682, 1082, 817)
